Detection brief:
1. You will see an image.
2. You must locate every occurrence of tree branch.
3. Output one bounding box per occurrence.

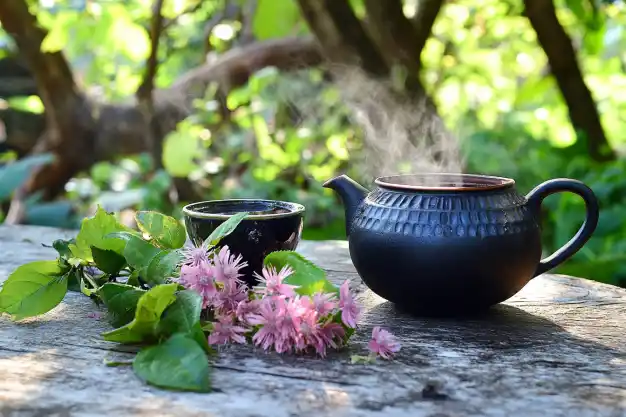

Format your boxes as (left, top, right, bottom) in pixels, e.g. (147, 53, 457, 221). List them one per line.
(1, 36, 324, 203)
(363, 0, 442, 73)
(165, 36, 322, 108)
(137, 0, 166, 102)
(238, 0, 258, 45)
(137, 0, 167, 170)
(412, 0, 445, 63)
(297, 0, 388, 77)
(524, 0, 614, 161)
(162, 0, 204, 30)
(0, 0, 85, 144)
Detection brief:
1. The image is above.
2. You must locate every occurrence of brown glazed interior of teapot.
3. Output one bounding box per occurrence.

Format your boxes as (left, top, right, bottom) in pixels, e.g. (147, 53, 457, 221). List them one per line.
(375, 173, 516, 191)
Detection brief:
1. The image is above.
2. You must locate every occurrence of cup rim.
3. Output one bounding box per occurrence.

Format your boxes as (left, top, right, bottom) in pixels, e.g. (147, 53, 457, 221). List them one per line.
(182, 199, 306, 220)
(375, 173, 516, 191)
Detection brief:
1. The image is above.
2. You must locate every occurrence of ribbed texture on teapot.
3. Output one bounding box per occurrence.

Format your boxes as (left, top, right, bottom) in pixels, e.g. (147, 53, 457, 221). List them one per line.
(352, 188, 535, 238)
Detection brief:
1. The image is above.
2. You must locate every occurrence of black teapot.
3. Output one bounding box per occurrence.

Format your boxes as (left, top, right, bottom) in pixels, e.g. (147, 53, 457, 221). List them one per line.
(324, 173, 599, 316)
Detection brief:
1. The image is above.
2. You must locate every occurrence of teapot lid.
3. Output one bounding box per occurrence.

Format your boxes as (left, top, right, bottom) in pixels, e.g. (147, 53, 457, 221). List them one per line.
(375, 173, 515, 192)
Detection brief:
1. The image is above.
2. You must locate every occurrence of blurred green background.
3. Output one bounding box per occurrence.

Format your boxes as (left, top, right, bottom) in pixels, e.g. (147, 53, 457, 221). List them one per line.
(0, 0, 624, 285)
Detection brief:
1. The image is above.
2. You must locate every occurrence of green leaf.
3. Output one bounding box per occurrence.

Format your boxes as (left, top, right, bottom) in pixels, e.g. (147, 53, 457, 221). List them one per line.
(135, 211, 187, 249)
(190, 322, 212, 356)
(351, 354, 376, 364)
(332, 310, 355, 343)
(40, 12, 77, 53)
(102, 283, 177, 343)
(67, 269, 81, 293)
(162, 125, 202, 177)
(0, 154, 55, 201)
(158, 290, 212, 355)
(91, 247, 127, 275)
(206, 212, 248, 246)
(107, 232, 162, 278)
(104, 360, 133, 367)
(80, 274, 97, 297)
(133, 333, 211, 393)
(0, 260, 68, 320)
(252, 0, 301, 40)
(52, 238, 75, 260)
(159, 290, 202, 334)
(126, 270, 141, 287)
(145, 250, 182, 286)
(70, 207, 132, 262)
(99, 283, 146, 328)
(264, 251, 337, 296)
(565, 0, 587, 22)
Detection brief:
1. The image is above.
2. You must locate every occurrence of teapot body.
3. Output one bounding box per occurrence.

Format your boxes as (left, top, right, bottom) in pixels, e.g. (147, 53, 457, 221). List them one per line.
(348, 184, 542, 315)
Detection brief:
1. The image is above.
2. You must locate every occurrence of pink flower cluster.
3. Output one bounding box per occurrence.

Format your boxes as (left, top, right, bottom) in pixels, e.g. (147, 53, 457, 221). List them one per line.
(177, 242, 399, 359)
(244, 267, 354, 356)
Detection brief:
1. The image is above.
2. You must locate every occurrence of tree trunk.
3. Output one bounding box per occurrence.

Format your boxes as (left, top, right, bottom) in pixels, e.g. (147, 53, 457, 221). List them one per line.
(296, 0, 461, 178)
(363, 0, 443, 74)
(524, 0, 615, 161)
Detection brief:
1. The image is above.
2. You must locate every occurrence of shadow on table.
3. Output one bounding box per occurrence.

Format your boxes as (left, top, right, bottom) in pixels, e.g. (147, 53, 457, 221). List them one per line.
(364, 299, 623, 353)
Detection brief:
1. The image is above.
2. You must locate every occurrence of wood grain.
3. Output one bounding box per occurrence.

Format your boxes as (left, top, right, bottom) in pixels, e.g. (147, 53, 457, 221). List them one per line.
(1, 225, 625, 417)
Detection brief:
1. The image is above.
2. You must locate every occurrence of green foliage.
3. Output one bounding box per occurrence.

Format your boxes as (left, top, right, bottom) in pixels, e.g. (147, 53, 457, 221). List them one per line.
(253, 0, 302, 40)
(99, 283, 145, 327)
(205, 211, 249, 246)
(146, 250, 183, 285)
(264, 251, 337, 295)
(1, 203, 356, 392)
(70, 207, 133, 262)
(92, 247, 127, 275)
(133, 333, 211, 393)
(158, 290, 212, 354)
(135, 211, 187, 249)
(102, 283, 178, 343)
(162, 121, 203, 177)
(107, 232, 163, 281)
(0, 260, 68, 320)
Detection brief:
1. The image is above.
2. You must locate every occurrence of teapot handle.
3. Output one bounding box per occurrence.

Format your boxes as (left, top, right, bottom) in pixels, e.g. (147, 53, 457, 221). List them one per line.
(526, 178, 599, 277)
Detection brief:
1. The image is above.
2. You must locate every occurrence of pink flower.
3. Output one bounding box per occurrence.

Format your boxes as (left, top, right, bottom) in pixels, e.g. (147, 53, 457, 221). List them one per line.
(274, 297, 308, 353)
(235, 299, 259, 322)
(310, 292, 337, 317)
(295, 312, 321, 353)
(253, 265, 298, 298)
(318, 321, 345, 354)
(178, 263, 202, 287)
(179, 263, 217, 308)
(208, 314, 248, 345)
(368, 326, 401, 359)
(181, 240, 211, 267)
(213, 246, 248, 284)
(214, 280, 249, 316)
(339, 280, 360, 328)
(247, 298, 283, 351)
(295, 317, 344, 357)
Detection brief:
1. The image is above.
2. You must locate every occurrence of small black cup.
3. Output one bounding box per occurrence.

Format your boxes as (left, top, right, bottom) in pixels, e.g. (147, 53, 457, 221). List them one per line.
(182, 199, 305, 286)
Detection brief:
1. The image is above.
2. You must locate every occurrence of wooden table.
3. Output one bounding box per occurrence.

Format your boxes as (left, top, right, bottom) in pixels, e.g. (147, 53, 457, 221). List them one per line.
(1, 225, 626, 417)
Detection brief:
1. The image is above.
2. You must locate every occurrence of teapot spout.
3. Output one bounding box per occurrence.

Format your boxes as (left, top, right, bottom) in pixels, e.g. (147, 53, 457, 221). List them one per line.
(323, 175, 369, 236)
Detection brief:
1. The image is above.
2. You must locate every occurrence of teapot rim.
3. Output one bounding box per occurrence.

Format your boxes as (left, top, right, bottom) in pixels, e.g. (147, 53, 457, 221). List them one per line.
(374, 173, 515, 192)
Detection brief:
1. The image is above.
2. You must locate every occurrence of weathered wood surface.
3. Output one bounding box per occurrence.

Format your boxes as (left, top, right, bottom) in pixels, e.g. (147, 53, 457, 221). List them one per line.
(1, 225, 626, 417)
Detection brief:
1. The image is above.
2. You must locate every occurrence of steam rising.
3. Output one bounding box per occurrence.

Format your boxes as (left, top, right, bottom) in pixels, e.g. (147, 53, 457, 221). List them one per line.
(333, 68, 465, 187)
